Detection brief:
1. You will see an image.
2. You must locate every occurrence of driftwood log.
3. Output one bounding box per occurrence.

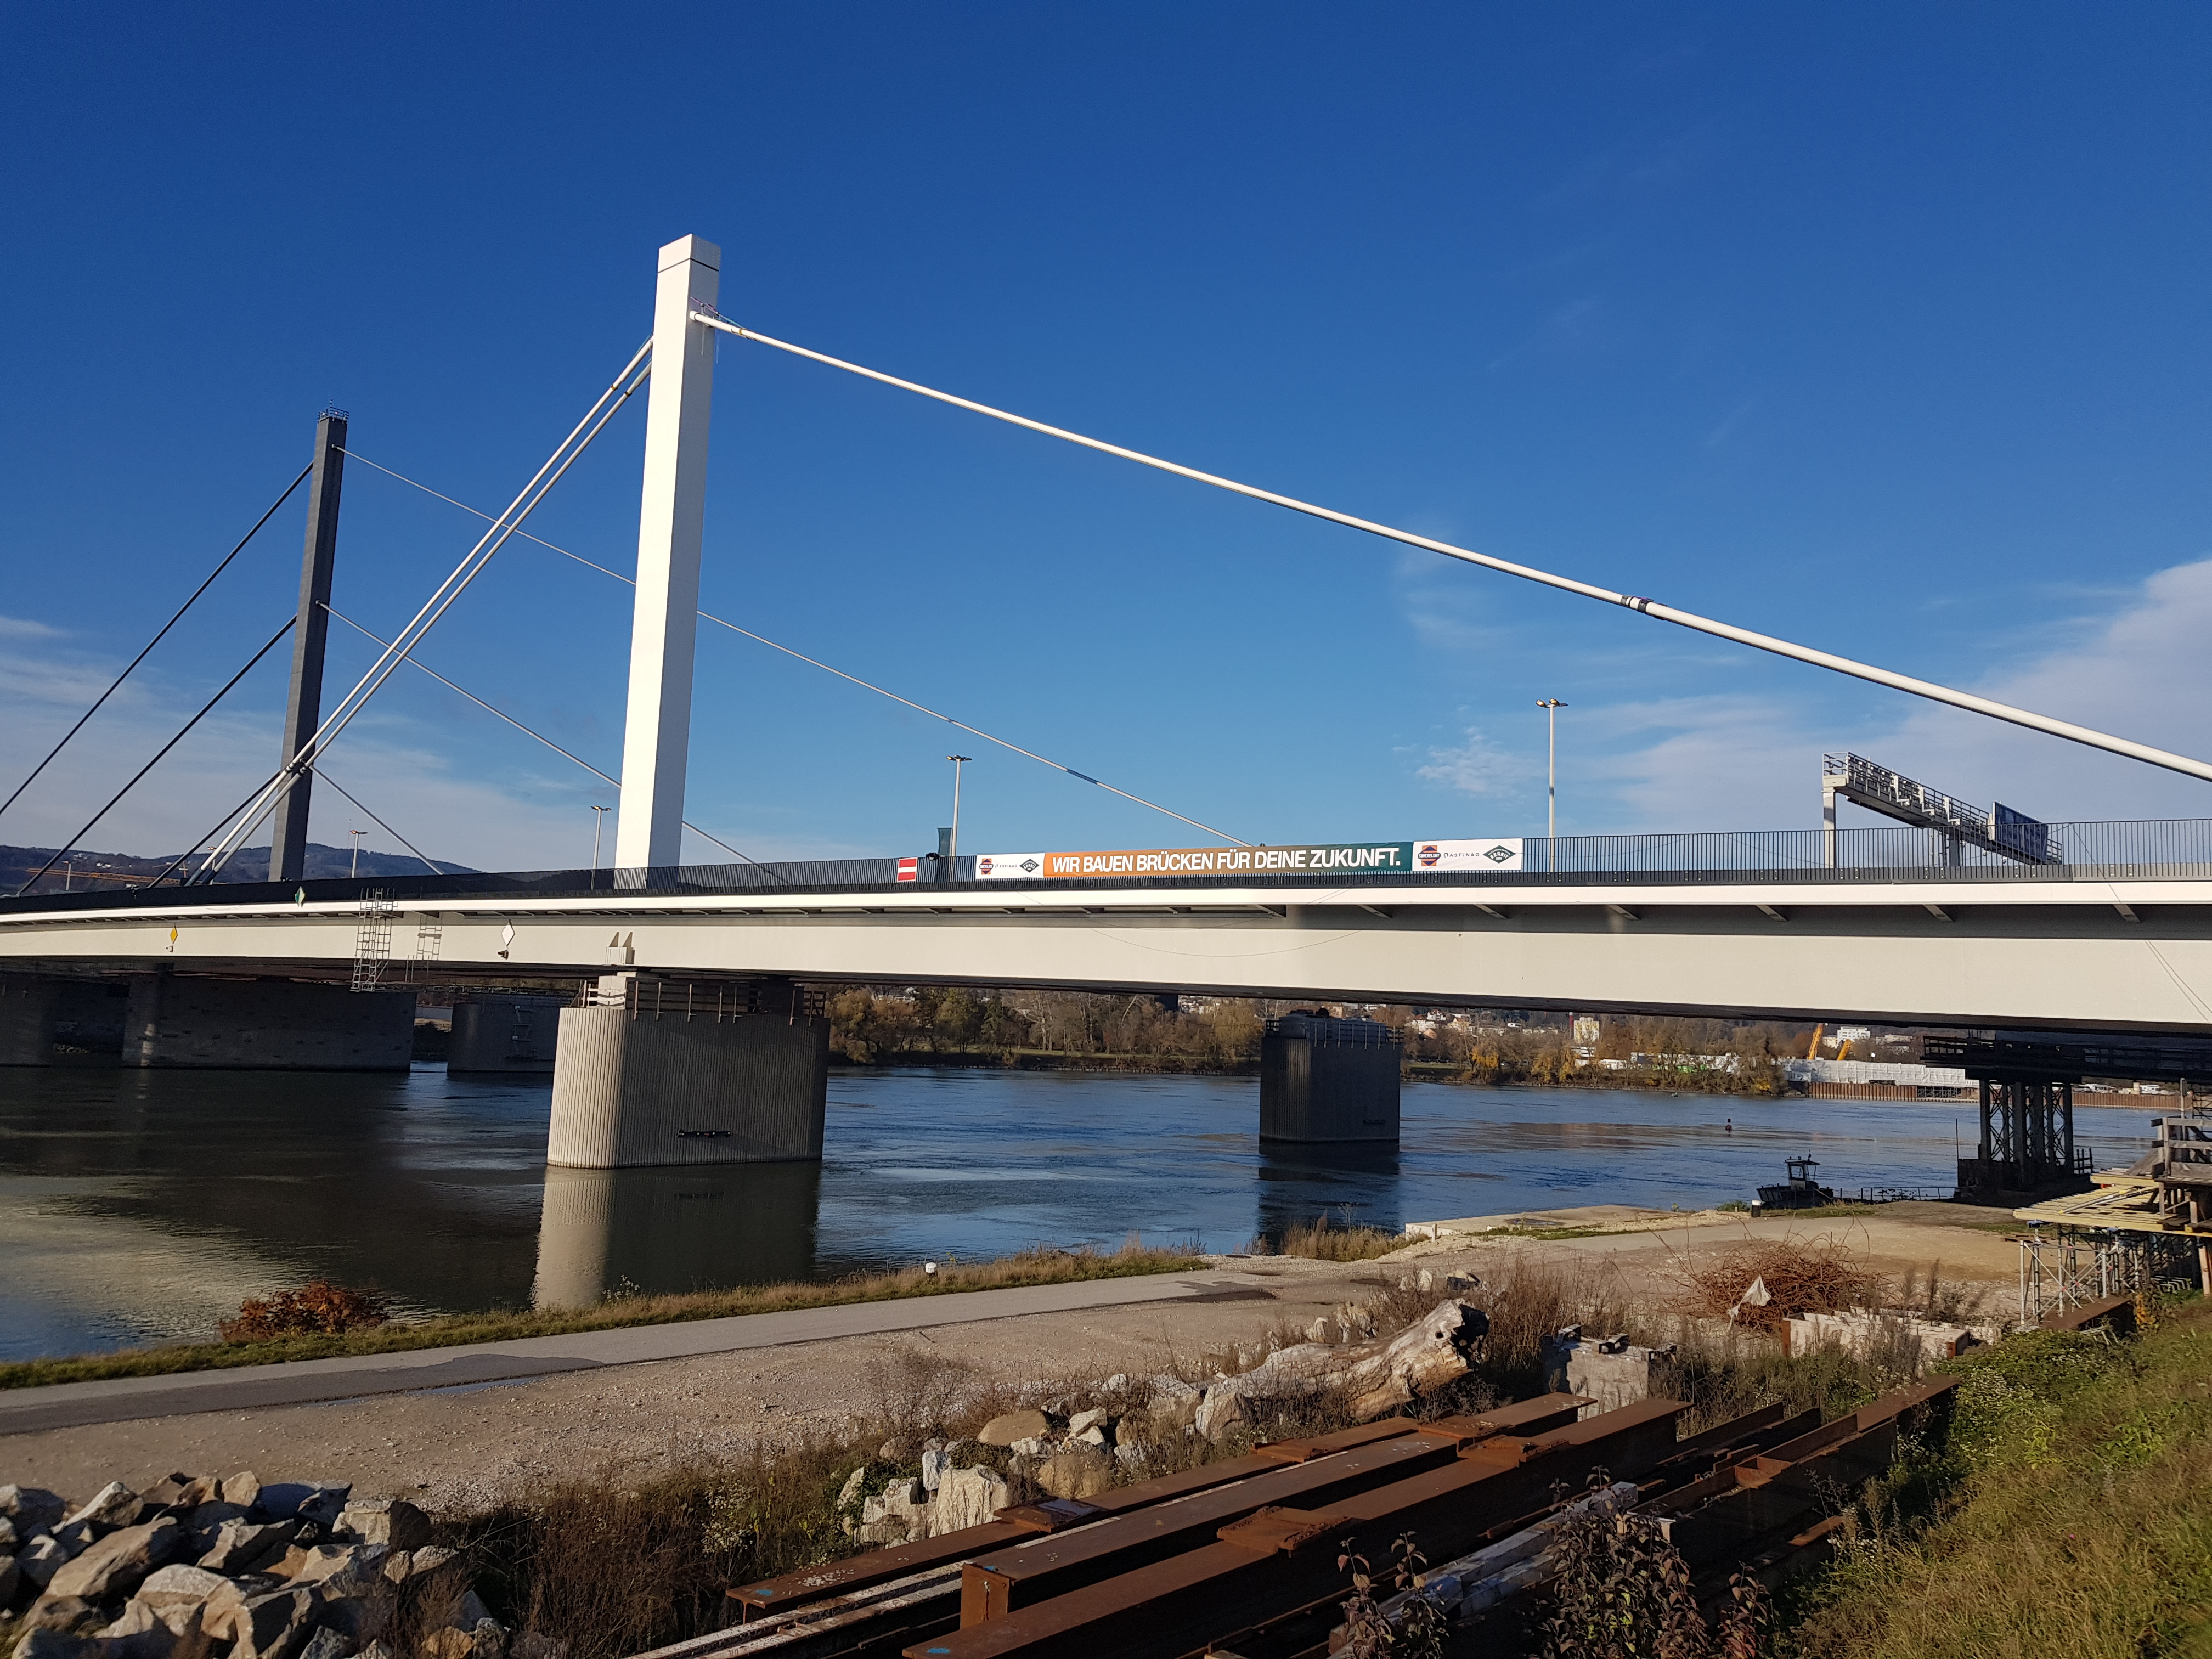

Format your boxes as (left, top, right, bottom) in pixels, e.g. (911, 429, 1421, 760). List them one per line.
(1194, 1300, 1489, 1439)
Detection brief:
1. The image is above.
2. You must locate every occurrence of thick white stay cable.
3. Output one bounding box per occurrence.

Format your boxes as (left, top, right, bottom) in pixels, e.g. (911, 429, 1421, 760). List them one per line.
(696, 311, 2212, 788)
(193, 342, 653, 881)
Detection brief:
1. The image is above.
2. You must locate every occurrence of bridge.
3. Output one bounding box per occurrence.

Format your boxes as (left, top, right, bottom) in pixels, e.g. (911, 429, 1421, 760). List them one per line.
(4, 234, 2210, 1182)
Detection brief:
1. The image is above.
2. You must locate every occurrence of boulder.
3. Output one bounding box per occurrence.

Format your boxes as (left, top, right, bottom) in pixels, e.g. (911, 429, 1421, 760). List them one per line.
(135, 1565, 242, 1633)
(96, 1597, 179, 1659)
(975, 1409, 1051, 1448)
(927, 1467, 1011, 1536)
(184, 1505, 247, 1549)
(229, 1588, 316, 1659)
(198, 1520, 297, 1575)
(918, 1449, 951, 1494)
(1066, 1409, 1110, 1437)
(136, 1477, 196, 1514)
(2, 1550, 19, 1606)
(172, 1480, 221, 1510)
(21, 1595, 107, 1639)
(332, 1502, 430, 1554)
(1073, 1425, 1110, 1449)
(317, 1590, 394, 1646)
(254, 1486, 350, 1527)
(1034, 1451, 1111, 1501)
(1008, 1436, 1048, 1457)
(218, 1475, 261, 1511)
(855, 1480, 927, 1547)
(48, 1517, 183, 1601)
(297, 1630, 356, 1659)
(17, 1630, 99, 1659)
(20, 1533, 75, 1587)
(1195, 1300, 1489, 1438)
(52, 1524, 100, 1555)
(2, 1487, 68, 1533)
(1, 1515, 18, 1551)
(64, 1482, 143, 1532)
(1144, 1378, 1202, 1432)
(358, 1645, 397, 1659)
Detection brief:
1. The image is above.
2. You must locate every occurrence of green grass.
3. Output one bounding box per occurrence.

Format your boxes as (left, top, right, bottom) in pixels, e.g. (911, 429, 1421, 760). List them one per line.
(0, 1245, 1205, 1391)
(1780, 1294, 2212, 1657)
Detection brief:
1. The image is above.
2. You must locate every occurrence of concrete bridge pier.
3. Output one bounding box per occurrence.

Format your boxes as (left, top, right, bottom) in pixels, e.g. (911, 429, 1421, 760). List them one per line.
(0, 973, 131, 1064)
(546, 974, 830, 1169)
(1259, 1012, 1402, 1144)
(531, 1161, 821, 1308)
(449, 995, 566, 1073)
(122, 973, 415, 1069)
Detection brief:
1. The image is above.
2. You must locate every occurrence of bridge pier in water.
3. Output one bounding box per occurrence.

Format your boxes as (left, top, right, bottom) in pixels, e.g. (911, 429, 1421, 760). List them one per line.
(449, 994, 566, 1073)
(0, 973, 130, 1064)
(123, 974, 415, 1069)
(546, 974, 830, 1169)
(1259, 1012, 1401, 1144)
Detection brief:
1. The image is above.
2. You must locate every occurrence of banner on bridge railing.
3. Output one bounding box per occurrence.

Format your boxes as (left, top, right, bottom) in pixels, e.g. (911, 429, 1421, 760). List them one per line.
(970, 837, 1523, 881)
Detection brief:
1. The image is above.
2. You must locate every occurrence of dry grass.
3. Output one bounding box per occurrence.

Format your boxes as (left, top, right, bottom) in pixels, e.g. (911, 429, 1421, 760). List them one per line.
(1258, 1213, 1405, 1261)
(0, 1242, 1204, 1390)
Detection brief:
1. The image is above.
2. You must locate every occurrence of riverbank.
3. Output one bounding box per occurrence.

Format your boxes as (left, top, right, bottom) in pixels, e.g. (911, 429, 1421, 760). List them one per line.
(0, 1201, 2032, 1505)
(0, 1246, 1199, 1392)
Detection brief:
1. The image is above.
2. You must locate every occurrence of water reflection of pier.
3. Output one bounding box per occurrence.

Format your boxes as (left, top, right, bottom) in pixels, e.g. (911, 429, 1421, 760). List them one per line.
(1254, 1141, 1401, 1243)
(532, 1163, 821, 1309)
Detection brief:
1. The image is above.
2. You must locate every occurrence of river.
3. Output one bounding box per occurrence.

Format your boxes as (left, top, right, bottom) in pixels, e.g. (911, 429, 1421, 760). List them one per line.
(0, 1064, 2162, 1361)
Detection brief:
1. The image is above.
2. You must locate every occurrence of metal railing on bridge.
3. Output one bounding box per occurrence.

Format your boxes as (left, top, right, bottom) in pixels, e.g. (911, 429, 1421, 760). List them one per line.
(8, 817, 2212, 913)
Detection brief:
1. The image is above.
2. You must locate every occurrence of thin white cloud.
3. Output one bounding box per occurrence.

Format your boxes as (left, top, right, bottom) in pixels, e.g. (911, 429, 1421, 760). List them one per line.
(0, 614, 64, 640)
(1418, 727, 1544, 800)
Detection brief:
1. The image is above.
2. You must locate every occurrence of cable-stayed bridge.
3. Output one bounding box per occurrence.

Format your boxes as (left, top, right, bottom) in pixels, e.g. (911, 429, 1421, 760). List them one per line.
(3, 234, 2210, 1180)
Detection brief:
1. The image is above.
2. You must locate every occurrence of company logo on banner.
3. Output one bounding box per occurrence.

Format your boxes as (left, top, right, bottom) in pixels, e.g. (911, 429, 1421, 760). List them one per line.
(1413, 838, 1523, 871)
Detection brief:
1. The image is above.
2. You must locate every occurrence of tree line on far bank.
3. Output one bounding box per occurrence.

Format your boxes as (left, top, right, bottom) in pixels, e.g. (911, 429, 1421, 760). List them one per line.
(826, 986, 1813, 1094)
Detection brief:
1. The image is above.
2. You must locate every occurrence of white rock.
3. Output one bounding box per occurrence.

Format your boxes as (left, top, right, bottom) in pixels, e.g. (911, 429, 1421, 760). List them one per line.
(64, 1481, 140, 1531)
(1066, 1409, 1110, 1437)
(19, 1532, 72, 1586)
(1102, 1374, 1128, 1393)
(1008, 1437, 1049, 1457)
(919, 1450, 952, 1494)
(1074, 1426, 1109, 1448)
(928, 1467, 1010, 1536)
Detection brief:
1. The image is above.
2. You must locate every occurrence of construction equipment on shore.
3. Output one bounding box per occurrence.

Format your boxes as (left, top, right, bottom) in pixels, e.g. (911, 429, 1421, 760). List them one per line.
(660, 1377, 1955, 1659)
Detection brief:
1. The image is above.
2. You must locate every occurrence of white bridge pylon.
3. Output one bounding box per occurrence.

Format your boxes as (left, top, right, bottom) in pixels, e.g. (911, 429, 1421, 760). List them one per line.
(611, 232, 2212, 878)
(614, 235, 720, 880)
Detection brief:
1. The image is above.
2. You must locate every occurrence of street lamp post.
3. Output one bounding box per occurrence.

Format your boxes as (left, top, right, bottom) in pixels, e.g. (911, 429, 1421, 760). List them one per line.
(946, 756, 973, 860)
(1536, 699, 1567, 867)
(589, 804, 612, 889)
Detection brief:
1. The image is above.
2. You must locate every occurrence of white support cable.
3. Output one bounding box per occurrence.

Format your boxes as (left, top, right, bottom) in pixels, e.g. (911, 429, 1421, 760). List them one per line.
(319, 603, 785, 876)
(695, 311, 2212, 788)
(193, 342, 654, 881)
(336, 448, 1251, 846)
(307, 765, 444, 876)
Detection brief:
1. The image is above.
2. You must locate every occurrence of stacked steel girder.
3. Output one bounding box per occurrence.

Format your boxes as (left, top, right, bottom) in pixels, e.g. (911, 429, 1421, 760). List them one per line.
(659, 1380, 1955, 1659)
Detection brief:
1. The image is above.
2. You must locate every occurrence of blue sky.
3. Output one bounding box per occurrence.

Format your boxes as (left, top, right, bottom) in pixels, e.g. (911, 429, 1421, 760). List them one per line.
(3, 4, 2210, 872)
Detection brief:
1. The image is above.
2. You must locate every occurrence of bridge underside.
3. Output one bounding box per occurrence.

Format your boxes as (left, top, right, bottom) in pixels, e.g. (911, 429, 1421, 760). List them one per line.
(3, 876, 2210, 1033)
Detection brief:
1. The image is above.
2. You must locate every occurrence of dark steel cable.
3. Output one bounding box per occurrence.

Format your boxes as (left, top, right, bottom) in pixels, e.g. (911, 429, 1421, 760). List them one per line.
(16, 617, 296, 896)
(0, 465, 311, 824)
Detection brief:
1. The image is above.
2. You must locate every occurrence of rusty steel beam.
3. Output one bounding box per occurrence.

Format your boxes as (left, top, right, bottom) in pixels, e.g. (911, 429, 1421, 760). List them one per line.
(958, 1396, 1588, 1625)
(905, 1397, 1688, 1659)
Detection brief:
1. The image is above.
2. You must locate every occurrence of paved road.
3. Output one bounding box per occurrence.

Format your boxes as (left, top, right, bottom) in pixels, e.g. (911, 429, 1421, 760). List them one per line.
(0, 1271, 1276, 1437)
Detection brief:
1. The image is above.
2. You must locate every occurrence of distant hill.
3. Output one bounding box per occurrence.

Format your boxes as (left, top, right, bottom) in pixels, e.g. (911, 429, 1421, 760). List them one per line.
(0, 842, 477, 895)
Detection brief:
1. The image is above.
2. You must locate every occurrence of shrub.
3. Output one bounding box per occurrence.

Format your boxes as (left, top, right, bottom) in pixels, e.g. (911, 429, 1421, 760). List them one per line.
(219, 1280, 391, 1340)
